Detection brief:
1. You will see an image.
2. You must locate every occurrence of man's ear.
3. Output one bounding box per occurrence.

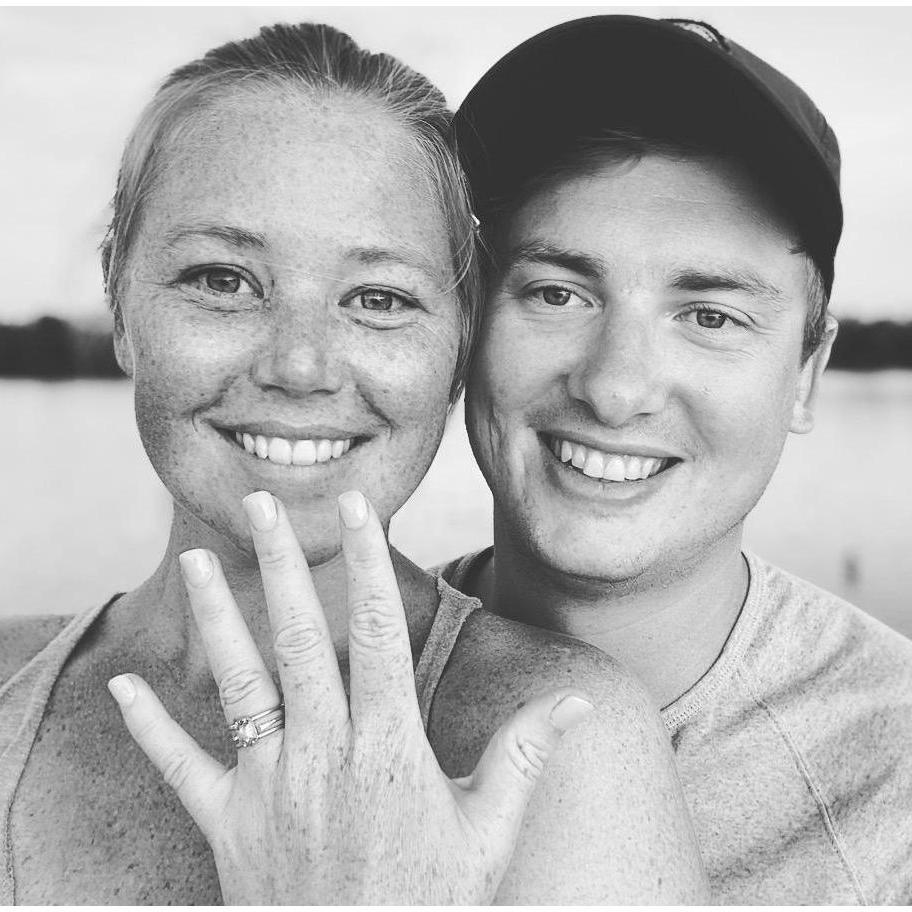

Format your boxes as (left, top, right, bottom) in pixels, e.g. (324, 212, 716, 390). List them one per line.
(790, 314, 837, 434)
(112, 303, 134, 378)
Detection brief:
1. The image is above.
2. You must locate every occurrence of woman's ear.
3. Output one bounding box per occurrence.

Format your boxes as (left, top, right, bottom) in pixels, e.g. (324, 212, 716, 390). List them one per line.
(112, 302, 135, 378)
(790, 315, 838, 434)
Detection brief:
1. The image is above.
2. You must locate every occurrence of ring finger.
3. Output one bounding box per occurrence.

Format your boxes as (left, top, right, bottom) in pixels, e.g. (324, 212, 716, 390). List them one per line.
(179, 548, 283, 755)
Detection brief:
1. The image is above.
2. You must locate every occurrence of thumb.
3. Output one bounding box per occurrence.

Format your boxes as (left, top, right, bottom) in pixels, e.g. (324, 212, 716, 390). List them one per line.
(461, 689, 595, 829)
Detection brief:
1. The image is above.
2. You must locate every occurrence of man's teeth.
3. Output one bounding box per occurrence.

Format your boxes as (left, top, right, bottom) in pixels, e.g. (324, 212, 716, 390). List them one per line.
(550, 437, 667, 481)
(233, 432, 353, 466)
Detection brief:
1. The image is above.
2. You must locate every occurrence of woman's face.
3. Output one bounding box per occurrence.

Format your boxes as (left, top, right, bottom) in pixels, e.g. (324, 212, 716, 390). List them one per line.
(114, 87, 461, 562)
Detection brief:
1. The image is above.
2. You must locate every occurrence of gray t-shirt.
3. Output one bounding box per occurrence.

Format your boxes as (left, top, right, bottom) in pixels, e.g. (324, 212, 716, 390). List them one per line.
(440, 550, 912, 904)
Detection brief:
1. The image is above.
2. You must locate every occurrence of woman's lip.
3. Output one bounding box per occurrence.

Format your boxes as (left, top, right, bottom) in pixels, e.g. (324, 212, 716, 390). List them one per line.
(214, 422, 367, 440)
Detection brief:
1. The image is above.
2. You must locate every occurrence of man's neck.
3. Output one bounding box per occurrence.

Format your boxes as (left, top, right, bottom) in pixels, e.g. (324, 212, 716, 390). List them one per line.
(473, 527, 749, 709)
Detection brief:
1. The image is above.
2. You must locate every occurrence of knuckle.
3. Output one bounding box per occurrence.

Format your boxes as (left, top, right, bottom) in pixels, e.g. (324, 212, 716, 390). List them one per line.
(501, 728, 550, 782)
(217, 666, 267, 710)
(348, 600, 400, 650)
(256, 546, 293, 572)
(272, 618, 326, 665)
(160, 750, 195, 792)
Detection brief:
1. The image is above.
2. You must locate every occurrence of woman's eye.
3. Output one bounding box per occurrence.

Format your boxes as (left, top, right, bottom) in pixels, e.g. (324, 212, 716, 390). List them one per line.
(345, 289, 415, 315)
(184, 267, 260, 297)
(358, 290, 398, 311)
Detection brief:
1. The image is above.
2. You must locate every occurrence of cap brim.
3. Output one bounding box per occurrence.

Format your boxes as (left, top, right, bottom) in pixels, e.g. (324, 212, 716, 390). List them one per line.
(455, 16, 841, 268)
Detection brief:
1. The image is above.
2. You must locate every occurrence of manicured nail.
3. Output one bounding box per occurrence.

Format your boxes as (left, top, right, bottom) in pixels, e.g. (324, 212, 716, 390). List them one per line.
(107, 674, 136, 707)
(338, 490, 368, 529)
(179, 549, 213, 587)
(549, 695, 595, 732)
(243, 491, 277, 531)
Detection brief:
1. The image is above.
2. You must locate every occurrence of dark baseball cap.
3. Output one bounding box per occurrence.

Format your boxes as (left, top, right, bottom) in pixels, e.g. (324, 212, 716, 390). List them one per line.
(454, 15, 842, 295)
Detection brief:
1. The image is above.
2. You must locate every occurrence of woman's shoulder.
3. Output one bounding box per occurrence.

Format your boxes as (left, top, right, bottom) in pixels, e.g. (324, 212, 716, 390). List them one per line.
(0, 614, 73, 687)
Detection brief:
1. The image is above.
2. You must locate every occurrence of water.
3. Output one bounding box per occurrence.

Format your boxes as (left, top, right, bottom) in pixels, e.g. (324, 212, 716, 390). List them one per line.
(2, 372, 910, 638)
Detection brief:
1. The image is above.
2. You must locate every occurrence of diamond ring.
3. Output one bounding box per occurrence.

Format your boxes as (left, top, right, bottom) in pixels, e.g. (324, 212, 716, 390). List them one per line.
(228, 704, 285, 749)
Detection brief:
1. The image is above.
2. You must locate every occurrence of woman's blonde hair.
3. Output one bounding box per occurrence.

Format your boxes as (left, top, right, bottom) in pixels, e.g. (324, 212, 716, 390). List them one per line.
(102, 22, 480, 401)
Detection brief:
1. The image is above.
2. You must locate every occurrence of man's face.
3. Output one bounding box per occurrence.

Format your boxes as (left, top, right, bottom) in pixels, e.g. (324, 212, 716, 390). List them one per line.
(465, 154, 833, 586)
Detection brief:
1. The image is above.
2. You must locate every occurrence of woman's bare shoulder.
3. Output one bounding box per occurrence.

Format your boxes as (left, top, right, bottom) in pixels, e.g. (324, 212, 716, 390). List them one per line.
(429, 609, 707, 903)
(430, 608, 654, 774)
(0, 614, 71, 686)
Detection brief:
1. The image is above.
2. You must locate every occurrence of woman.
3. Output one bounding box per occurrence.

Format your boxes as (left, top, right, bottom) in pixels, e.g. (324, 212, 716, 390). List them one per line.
(0, 22, 706, 904)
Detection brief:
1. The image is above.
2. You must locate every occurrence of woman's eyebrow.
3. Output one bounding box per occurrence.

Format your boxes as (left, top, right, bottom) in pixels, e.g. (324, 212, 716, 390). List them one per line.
(163, 223, 268, 250)
(350, 245, 442, 281)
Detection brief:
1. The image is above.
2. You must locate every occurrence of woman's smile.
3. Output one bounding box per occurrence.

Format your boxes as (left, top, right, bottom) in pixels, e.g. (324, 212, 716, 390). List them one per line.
(116, 86, 462, 560)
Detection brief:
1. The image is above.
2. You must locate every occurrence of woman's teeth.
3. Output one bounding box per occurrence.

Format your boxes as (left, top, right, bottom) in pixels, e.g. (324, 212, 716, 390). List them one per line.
(550, 437, 668, 482)
(233, 432, 353, 466)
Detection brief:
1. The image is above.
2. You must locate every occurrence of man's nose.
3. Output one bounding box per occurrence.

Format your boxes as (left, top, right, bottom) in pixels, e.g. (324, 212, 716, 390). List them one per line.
(251, 302, 344, 396)
(566, 311, 667, 427)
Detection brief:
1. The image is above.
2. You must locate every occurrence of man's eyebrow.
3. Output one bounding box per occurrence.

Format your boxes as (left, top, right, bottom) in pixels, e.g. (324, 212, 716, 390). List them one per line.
(669, 268, 785, 303)
(163, 223, 268, 250)
(504, 241, 606, 281)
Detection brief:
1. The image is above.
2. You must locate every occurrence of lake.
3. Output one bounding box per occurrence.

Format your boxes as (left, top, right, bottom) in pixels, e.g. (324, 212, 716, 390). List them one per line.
(2, 371, 910, 638)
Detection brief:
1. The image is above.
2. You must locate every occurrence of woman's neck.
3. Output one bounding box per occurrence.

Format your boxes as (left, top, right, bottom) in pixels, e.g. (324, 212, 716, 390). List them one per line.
(104, 502, 439, 691)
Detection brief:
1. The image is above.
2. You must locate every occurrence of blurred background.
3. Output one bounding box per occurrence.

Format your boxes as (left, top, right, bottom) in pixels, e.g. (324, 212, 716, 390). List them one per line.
(2, 7, 910, 637)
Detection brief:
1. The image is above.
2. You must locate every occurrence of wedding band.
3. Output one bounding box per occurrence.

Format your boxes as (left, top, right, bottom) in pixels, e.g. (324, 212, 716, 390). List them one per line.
(228, 704, 285, 749)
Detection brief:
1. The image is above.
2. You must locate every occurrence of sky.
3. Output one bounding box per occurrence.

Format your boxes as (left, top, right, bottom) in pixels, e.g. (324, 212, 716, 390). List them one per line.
(3, 5, 912, 324)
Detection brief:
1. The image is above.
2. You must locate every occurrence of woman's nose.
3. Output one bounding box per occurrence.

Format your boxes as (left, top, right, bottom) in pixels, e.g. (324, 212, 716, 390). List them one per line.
(566, 313, 668, 427)
(251, 308, 344, 396)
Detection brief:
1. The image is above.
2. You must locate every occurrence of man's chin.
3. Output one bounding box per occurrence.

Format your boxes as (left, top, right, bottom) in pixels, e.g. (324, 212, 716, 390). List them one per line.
(522, 530, 661, 590)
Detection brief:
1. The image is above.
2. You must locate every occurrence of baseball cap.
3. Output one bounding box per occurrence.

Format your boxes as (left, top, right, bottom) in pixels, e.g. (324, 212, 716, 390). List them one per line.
(454, 16, 842, 295)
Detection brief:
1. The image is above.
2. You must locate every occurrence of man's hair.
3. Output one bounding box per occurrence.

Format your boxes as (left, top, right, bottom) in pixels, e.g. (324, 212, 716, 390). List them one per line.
(480, 130, 828, 362)
(101, 22, 480, 402)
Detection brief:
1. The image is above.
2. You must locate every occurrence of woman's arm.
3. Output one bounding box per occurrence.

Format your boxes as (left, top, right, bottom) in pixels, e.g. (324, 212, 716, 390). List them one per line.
(432, 614, 708, 903)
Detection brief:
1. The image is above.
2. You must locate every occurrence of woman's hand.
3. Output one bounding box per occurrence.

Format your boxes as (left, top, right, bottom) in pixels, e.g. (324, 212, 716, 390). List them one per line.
(107, 490, 594, 904)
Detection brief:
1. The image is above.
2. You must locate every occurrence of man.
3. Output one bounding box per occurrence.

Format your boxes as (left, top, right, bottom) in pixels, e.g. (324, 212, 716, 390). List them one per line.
(440, 15, 912, 903)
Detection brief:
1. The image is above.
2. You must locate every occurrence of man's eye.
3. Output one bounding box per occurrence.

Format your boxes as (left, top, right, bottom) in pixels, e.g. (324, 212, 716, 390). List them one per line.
(185, 267, 259, 296)
(530, 286, 590, 308)
(684, 307, 734, 330)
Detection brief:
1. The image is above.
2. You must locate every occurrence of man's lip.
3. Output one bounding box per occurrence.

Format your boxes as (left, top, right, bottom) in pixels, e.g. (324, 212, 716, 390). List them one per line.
(213, 421, 368, 440)
(539, 431, 682, 461)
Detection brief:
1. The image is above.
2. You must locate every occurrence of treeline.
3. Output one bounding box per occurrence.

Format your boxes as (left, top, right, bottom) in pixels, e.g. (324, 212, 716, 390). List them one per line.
(0, 316, 121, 378)
(0, 315, 911, 378)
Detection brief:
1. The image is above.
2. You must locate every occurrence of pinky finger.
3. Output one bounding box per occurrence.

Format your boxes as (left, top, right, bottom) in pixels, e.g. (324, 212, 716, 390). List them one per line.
(108, 673, 229, 835)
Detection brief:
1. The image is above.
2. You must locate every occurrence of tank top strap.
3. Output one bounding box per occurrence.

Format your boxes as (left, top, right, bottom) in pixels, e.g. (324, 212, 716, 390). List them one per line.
(0, 597, 116, 903)
(414, 575, 483, 731)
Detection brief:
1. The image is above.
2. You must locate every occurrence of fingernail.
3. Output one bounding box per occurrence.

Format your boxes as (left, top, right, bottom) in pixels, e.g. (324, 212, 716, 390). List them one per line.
(243, 491, 277, 531)
(179, 549, 213, 587)
(338, 490, 368, 529)
(107, 674, 136, 707)
(549, 695, 595, 732)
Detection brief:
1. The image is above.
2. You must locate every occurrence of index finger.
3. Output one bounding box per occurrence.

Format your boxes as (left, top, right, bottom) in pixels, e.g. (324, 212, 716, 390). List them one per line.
(242, 491, 348, 736)
(337, 490, 423, 734)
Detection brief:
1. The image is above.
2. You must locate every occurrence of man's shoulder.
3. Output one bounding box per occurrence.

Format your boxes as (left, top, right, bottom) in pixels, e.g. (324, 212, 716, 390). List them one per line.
(748, 553, 912, 683)
(0, 613, 73, 688)
(742, 556, 912, 904)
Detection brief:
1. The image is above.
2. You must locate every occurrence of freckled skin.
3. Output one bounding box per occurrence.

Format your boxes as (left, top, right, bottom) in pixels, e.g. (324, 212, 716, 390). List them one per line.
(8, 86, 462, 903)
(118, 87, 460, 564)
(467, 155, 833, 588)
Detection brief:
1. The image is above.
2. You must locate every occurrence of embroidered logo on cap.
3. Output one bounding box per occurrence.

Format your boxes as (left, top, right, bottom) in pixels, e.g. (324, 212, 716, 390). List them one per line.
(664, 19, 729, 50)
